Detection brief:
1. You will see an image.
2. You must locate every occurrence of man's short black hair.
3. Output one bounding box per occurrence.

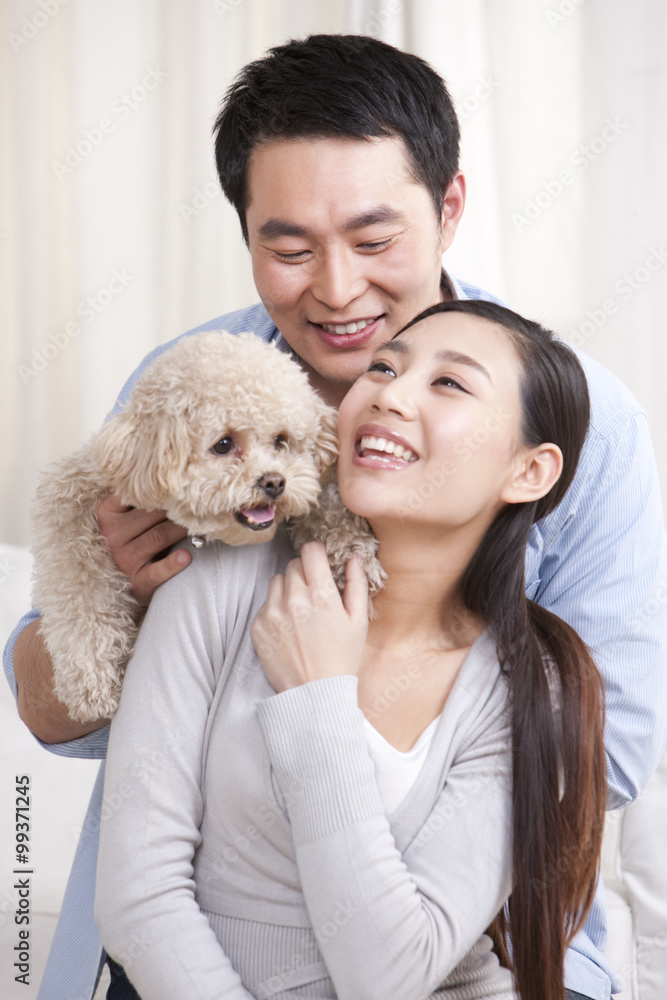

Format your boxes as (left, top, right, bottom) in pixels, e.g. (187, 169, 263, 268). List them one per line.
(212, 33, 461, 243)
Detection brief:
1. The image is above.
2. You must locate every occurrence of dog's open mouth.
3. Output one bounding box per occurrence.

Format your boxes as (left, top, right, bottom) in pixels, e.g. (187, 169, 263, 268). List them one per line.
(235, 505, 277, 531)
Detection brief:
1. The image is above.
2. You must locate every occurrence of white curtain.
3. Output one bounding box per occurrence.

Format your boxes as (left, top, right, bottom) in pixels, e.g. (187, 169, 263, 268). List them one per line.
(1, 0, 665, 544)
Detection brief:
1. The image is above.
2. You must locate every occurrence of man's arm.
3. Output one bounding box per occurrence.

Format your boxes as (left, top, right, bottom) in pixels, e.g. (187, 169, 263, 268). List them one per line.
(14, 620, 108, 743)
(8, 303, 272, 747)
(12, 497, 190, 744)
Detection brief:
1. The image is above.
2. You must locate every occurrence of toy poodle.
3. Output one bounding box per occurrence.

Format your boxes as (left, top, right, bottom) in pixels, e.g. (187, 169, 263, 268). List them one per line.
(30, 331, 383, 722)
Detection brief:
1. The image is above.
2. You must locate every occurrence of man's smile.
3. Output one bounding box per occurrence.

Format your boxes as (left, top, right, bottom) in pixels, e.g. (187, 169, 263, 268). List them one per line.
(309, 316, 383, 349)
(316, 316, 381, 335)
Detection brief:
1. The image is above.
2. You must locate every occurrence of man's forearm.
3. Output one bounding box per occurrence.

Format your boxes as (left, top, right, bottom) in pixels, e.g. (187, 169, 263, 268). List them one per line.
(13, 619, 109, 744)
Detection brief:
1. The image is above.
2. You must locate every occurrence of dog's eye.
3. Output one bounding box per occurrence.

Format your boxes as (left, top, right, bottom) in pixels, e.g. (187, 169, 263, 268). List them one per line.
(274, 434, 289, 451)
(212, 436, 234, 455)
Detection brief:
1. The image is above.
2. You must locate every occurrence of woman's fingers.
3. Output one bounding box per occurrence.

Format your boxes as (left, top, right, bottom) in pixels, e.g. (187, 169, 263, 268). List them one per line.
(266, 572, 286, 602)
(253, 545, 369, 691)
(284, 556, 308, 591)
(343, 555, 369, 620)
(297, 541, 339, 596)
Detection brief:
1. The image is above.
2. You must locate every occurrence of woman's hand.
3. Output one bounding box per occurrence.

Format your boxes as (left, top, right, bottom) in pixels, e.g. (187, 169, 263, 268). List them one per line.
(251, 541, 369, 693)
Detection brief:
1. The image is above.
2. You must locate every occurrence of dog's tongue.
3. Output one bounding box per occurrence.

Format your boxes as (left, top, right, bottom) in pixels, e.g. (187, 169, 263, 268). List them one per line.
(240, 505, 276, 524)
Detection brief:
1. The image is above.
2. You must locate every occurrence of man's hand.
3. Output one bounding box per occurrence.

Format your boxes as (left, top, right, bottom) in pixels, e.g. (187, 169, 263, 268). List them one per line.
(13, 498, 192, 743)
(96, 494, 191, 607)
(251, 541, 368, 693)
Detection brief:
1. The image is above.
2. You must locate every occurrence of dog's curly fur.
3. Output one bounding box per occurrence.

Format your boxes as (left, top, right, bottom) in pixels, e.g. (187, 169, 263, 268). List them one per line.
(30, 331, 383, 723)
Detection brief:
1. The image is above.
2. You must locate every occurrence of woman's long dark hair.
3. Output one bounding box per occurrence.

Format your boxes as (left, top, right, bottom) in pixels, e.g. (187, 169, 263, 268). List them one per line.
(397, 300, 606, 1000)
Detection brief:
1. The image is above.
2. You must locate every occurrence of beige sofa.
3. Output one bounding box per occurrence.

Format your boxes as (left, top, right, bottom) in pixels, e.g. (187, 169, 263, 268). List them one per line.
(0, 543, 665, 999)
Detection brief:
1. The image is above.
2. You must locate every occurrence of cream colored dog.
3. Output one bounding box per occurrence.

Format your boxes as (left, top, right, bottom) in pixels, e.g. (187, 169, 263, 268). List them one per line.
(30, 331, 382, 722)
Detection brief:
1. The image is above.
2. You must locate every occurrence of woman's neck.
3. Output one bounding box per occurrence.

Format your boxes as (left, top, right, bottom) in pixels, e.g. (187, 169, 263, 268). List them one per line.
(367, 524, 486, 654)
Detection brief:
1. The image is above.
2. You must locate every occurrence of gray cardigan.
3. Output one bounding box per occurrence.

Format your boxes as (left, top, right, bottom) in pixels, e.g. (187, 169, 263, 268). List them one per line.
(95, 530, 517, 1000)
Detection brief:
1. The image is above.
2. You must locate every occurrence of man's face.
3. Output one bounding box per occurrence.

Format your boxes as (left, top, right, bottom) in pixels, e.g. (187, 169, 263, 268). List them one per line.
(245, 136, 464, 404)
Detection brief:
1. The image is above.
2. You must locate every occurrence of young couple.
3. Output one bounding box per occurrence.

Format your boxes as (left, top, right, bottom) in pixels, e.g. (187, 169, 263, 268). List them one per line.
(6, 33, 666, 1000)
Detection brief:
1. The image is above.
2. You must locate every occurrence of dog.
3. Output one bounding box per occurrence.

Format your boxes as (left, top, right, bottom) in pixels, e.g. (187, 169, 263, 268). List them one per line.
(30, 331, 383, 722)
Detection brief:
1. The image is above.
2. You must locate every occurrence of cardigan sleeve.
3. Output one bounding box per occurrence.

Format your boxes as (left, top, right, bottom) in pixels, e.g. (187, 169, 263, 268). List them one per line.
(256, 670, 514, 1000)
(94, 544, 254, 1000)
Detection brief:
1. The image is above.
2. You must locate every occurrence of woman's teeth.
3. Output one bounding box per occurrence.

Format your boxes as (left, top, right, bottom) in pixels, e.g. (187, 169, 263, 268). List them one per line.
(360, 436, 416, 462)
(321, 318, 376, 335)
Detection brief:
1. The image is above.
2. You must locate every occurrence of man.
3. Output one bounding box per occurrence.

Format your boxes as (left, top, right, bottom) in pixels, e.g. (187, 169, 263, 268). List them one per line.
(5, 34, 665, 1000)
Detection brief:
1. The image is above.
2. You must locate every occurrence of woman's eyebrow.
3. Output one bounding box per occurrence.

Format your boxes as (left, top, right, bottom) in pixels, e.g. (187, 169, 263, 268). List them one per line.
(434, 349, 493, 384)
(380, 340, 493, 384)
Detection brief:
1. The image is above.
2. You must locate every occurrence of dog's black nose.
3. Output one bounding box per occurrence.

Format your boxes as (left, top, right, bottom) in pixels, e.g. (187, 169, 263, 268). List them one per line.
(258, 473, 285, 499)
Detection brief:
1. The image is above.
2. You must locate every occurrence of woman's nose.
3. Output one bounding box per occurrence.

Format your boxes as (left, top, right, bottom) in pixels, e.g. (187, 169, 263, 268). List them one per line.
(371, 375, 416, 420)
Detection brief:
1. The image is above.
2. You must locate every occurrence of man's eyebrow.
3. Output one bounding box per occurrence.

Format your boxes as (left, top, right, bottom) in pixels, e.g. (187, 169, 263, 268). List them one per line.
(257, 219, 309, 239)
(257, 206, 405, 241)
(379, 341, 493, 383)
(343, 206, 405, 231)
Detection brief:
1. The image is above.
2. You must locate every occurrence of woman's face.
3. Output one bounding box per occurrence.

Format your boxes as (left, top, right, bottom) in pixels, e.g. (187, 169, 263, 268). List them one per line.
(337, 311, 529, 534)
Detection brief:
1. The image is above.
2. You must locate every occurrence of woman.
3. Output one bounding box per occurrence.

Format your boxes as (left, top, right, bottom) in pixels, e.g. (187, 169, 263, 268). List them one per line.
(95, 299, 605, 1000)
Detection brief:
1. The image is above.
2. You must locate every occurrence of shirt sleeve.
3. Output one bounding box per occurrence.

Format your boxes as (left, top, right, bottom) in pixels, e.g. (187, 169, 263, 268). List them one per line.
(531, 410, 667, 809)
(256, 674, 514, 1000)
(94, 547, 254, 1000)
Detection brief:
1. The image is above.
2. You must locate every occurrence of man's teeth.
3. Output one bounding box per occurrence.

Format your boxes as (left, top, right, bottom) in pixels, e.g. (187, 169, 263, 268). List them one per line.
(360, 436, 416, 462)
(321, 318, 376, 335)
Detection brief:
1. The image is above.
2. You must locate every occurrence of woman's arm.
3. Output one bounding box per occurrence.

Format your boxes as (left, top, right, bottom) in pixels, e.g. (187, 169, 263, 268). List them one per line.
(252, 544, 514, 1000)
(256, 670, 513, 1000)
(94, 544, 254, 1000)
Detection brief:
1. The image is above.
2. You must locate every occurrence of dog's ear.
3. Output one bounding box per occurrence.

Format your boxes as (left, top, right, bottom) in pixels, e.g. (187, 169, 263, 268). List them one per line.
(313, 404, 339, 479)
(93, 405, 192, 510)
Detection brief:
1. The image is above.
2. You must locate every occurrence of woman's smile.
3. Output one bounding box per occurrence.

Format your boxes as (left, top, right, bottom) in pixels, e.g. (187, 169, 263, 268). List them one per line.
(338, 310, 525, 531)
(353, 422, 420, 468)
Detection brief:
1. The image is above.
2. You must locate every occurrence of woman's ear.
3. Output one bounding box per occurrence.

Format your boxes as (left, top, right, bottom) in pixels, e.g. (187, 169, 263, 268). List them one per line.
(501, 443, 564, 505)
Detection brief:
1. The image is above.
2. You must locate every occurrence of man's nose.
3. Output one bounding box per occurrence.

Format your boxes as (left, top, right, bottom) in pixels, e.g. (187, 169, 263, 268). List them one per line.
(310, 249, 367, 310)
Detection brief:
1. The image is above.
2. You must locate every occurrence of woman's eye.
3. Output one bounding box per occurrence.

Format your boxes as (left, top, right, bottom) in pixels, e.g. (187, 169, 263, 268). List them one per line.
(212, 437, 234, 455)
(367, 361, 395, 376)
(274, 434, 289, 450)
(434, 376, 466, 391)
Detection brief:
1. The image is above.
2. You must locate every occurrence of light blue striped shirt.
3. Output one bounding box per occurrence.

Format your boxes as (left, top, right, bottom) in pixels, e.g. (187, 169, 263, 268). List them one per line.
(5, 275, 666, 1000)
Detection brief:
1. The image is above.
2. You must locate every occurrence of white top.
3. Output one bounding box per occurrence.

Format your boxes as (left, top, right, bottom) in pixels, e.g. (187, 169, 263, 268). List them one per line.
(363, 714, 442, 815)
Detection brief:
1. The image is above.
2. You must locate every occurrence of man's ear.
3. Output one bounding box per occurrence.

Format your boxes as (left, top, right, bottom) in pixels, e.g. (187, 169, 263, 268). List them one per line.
(439, 171, 466, 255)
(501, 443, 564, 506)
